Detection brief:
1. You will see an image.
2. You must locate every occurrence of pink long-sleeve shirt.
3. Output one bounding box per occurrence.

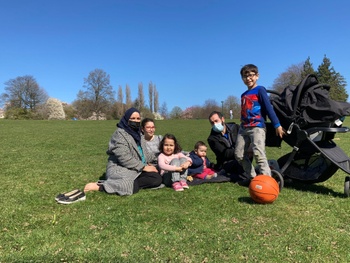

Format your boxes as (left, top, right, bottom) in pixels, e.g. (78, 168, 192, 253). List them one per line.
(157, 152, 192, 175)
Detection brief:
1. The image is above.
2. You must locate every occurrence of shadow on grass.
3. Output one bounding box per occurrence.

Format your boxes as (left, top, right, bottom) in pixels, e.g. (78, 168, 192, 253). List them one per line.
(237, 196, 256, 204)
(99, 173, 106, 181)
(283, 181, 346, 198)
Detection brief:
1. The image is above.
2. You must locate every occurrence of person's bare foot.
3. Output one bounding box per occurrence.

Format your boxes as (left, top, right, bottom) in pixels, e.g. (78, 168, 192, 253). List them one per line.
(84, 182, 100, 192)
(206, 174, 214, 180)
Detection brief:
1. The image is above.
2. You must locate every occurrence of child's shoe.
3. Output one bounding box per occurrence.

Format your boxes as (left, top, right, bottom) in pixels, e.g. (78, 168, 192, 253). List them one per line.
(172, 182, 184, 191)
(180, 180, 189, 189)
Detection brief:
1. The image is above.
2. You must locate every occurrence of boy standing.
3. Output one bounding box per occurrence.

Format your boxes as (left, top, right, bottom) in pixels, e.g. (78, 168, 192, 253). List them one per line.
(234, 64, 284, 183)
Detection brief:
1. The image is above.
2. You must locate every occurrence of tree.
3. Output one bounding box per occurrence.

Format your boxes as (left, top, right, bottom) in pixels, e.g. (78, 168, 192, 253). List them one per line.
(77, 69, 115, 119)
(73, 90, 94, 119)
(125, 84, 132, 109)
(202, 99, 220, 119)
(45, 98, 66, 120)
(154, 86, 159, 113)
(63, 103, 77, 120)
(271, 63, 303, 93)
(2, 75, 48, 111)
(169, 106, 183, 119)
(148, 82, 154, 112)
(116, 85, 124, 118)
(224, 96, 240, 119)
(317, 55, 348, 101)
(301, 56, 316, 79)
(159, 102, 168, 119)
(137, 82, 145, 110)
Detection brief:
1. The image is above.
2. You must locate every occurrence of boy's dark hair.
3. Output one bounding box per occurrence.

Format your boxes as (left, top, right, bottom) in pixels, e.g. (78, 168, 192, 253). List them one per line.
(240, 64, 259, 77)
(159, 133, 182, 154)
(208, 111, 223, 120)
(194, 141, 206, 150)
(141, 117, 154, 128)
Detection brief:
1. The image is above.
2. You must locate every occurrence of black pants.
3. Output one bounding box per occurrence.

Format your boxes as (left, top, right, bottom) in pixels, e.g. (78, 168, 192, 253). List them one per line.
(133, 172, 162, 194)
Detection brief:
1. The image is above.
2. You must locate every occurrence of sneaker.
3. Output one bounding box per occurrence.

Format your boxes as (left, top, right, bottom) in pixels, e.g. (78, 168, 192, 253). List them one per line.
(55, 189, 80, 201)
(56, 190, 86, 204)
(172, 182, 184, 192)
(180, 180, 189, 189)
(149, 183, 165, 190)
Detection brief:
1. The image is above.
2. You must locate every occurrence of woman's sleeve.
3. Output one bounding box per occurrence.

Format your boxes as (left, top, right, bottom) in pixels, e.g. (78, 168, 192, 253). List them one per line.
(110, 131, 145, 171)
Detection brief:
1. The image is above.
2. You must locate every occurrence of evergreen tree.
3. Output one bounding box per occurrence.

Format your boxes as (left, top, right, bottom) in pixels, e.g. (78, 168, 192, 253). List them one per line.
(317, 55, 348, 101)
(301, 56, 316, 79)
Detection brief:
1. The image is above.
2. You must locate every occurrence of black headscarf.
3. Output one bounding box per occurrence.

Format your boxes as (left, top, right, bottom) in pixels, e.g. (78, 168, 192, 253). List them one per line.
(117, 107, 141, 145)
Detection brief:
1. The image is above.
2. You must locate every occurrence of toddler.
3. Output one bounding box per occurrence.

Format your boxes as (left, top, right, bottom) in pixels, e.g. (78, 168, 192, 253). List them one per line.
(188, 141, 217, 180)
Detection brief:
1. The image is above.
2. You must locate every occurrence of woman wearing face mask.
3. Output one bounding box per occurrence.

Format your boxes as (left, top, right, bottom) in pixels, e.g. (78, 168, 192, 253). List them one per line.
(83, 108, 162, 196)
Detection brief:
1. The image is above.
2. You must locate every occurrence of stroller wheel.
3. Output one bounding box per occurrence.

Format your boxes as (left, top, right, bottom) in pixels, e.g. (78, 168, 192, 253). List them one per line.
(344, 176, 350, 198)
(271, 170, 284, 191)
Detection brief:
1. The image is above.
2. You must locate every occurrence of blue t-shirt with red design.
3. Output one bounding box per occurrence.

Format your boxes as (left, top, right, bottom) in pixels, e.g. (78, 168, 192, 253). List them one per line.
(240, 85, 280, 129)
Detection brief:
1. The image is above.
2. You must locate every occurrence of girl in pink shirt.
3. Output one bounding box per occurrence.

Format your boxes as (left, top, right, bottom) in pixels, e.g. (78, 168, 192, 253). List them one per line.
(158, 134, 192, 191)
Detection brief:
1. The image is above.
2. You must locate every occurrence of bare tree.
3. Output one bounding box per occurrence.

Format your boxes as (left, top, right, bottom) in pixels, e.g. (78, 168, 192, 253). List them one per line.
(137, 82, 145, 109)
(78, 69, 115, 119)
(73, 90, 94, 119)
(224, 96, 240, 119)
(117, 85, 124, 117)
(159, 102, 168, 119)
(125, 84, 132, 109)
(3, 75, 48, 111)
(169, 106, 183, 119)
(148, 82, 154, 112)
(271, 63, 303, 93)
(202, 99, 220, 118)
(154, 85, 159, 113)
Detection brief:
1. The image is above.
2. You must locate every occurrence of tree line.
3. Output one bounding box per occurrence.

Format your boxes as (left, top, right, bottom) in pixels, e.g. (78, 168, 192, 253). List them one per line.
(0, 55, 347, 120)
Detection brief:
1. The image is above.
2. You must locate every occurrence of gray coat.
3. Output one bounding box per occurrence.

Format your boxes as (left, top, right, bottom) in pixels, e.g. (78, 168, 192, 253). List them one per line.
(102, 128, 156, 196)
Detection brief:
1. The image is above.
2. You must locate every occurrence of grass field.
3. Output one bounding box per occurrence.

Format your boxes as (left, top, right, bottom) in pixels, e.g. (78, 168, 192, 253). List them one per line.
(1, 119, 350, 262)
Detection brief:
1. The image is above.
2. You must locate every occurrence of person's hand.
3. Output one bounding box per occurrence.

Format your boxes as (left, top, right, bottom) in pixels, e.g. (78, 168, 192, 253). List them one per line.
(143, 165, 158, 173)
(276, 126, 285, 138)
(180, 161, 191, 169)
(175, 166, 184, 172)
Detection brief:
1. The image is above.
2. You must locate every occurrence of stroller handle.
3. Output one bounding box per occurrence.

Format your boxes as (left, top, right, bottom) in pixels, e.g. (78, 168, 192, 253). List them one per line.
(306, 126, 350, 135)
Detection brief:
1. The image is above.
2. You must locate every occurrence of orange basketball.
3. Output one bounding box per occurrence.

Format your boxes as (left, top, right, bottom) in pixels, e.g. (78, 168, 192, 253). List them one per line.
(249, 175, 279, 204)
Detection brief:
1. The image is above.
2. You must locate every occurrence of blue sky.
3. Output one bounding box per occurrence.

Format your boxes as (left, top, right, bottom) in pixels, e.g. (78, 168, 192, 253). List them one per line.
(1, 0, 349, 112)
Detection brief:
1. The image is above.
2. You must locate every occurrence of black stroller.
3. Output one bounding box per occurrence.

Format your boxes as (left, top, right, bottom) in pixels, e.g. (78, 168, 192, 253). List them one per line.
(266, 74, 350, 197)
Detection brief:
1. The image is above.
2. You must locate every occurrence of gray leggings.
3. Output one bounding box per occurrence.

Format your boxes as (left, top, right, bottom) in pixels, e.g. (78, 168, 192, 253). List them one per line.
(162, 157, 188, 186)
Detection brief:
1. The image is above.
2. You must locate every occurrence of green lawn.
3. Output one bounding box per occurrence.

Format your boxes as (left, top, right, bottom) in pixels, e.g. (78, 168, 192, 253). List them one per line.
(1, 119, 350, 262)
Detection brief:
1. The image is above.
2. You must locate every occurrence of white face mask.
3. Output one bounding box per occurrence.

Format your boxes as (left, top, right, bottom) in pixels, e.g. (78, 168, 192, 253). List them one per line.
(212, 122, 224, 132)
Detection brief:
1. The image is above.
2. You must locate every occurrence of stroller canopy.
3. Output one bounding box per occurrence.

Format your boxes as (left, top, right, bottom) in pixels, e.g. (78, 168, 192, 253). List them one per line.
(270, 74, 350, 130)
